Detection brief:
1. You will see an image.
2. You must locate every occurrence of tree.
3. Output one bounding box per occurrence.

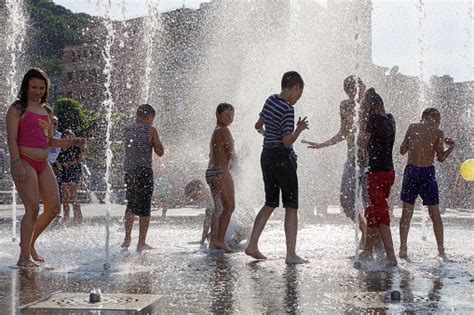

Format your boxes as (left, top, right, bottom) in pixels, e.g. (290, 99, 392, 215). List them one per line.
(26, 0, 95, 75)
(53, 98, 98, 137)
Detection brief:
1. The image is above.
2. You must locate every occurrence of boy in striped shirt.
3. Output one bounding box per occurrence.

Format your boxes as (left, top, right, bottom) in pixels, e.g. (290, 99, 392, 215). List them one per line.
(245, 71, 309, 264)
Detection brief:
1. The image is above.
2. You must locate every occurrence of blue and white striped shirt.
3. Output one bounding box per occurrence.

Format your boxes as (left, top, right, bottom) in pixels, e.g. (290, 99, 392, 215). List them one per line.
(259, 94, 295, 152)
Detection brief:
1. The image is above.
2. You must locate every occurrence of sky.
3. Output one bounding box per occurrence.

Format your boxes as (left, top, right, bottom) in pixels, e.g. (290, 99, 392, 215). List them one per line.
(53, 0, 473, 82)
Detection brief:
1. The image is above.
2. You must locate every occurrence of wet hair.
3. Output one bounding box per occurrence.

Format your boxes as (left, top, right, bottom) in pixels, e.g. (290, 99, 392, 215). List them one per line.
(14, 68, 52, 116)
(216, 102, 234, 114)
(62, 129, 76, 137)
(184, 179, 204, 195)
(343, 75, 361, 94)
(136, 104, 155, 119)
(365, 88, 385, 115)
(281, 71, 304, 90)
(422, 107, 441, 121)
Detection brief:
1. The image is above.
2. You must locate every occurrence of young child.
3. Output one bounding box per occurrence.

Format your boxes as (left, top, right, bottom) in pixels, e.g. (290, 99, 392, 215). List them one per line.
(302, 75, 368, 238)
(184, 179, 213, 245)
(58, 129, 84, 225)
(358, 88, 397, 265)
(399, 107, 455, 260)
(205, 103, 235, 253)
(48, 116, 62, 194)
(121, 104, 164, 252)
(6, 68, 85, 267)
(245, 71, 309, 264)
(154, 162, 173, 217)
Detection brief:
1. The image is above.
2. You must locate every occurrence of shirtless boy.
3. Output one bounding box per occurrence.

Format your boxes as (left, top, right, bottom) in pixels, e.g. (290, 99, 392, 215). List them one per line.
(399, 107, 455, 260)
(303, 76, 368, 238)
(205, 103, 235, 252)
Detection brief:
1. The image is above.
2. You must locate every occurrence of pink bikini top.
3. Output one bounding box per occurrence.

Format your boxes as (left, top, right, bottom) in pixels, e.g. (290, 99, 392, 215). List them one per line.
(17, 111, 50, 149)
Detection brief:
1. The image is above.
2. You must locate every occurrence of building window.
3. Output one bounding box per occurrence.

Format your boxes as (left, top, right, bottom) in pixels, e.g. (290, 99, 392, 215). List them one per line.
(71, 52, 76, 62)
(67, 72, 73, 82)
(80, 70, 85, 81)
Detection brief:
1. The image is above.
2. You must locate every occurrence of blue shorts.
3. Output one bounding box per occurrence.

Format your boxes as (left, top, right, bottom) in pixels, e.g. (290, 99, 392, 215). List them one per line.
(400, 165, 439, 206)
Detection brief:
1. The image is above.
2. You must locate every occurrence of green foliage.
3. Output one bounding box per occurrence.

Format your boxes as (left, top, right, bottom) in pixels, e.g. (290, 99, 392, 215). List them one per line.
(33, 56, 63, 76)
(53, 98, 98, 137)
(26, 0, 93, 63)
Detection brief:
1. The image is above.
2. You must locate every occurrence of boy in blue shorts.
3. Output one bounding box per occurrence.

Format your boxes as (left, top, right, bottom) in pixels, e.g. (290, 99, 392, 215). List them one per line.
(399, 108, 455, 260)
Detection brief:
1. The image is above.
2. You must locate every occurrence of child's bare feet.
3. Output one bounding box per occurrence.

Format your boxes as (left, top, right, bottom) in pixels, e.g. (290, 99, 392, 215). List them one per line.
(387, 254, 398, 266)
(438, 251, 452, 262)
(285, 254, 309, 265)
(137, 243, 154, 252)
(399, 246, 408, 259)
(245, 247, 267, 260)
(30, 247, 44, 263)
(209, 241, 234, 253)
(121, 238, 131, 249)
(17, 258, 40, 268)
(359, 250, 372, 261)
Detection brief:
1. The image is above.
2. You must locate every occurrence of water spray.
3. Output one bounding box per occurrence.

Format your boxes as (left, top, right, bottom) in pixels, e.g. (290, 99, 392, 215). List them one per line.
(353, 79, 364, 266)
(143, 0, 161, 103)
(98, 0, 116, 272)
(5, 0, 27, 243)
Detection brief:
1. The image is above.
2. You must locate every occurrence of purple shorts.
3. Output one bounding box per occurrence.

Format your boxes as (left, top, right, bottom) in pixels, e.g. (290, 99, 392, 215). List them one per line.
(400, 165, 439, 206)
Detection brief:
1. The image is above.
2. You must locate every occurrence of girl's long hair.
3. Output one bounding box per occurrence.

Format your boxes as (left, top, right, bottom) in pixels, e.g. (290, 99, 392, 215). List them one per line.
(365, 87, 385, 116)
(13, 68, 52, 115)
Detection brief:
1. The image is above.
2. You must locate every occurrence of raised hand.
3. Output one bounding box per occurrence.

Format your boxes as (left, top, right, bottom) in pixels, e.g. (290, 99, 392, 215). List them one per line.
(296, 116, 309, 132)
(444, 138, 455, 146)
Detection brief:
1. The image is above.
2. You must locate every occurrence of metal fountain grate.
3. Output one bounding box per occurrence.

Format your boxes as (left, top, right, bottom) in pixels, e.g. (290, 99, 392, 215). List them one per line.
(24, 293, 161, 311)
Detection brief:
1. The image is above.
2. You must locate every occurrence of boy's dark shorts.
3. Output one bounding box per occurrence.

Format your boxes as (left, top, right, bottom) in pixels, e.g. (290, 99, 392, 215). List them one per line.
(401, 165, 439, 206)
(125, 167, 154, 217)
(261, 148, 298, 209)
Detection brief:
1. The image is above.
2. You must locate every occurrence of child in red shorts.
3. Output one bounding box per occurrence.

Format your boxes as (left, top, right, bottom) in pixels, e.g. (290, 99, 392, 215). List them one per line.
(358, 88, 397, 266)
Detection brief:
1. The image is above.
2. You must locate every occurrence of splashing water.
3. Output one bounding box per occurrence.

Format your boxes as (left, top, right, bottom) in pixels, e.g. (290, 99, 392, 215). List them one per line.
(98, 0, 117, 270)
(352, 7, 364, 263)
(142, 0, 161, 103)
(416, 0, 429, 243)
(5, 0, 27, 243)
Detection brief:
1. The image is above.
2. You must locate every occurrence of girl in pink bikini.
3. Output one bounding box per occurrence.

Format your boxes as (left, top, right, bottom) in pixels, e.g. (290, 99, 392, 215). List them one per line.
(6, 68, 85, 267)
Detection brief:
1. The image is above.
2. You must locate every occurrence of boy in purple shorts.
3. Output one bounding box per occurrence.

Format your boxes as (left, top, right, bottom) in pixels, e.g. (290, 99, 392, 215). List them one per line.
(399, 108, 455, 260)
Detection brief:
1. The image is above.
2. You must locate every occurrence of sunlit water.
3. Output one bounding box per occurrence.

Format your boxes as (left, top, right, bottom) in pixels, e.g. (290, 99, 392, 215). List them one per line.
(0, 218, 472, 313)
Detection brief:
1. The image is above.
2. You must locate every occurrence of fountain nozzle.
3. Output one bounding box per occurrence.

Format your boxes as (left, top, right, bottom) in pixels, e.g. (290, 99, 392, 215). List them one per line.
(89, 289, 103, 303)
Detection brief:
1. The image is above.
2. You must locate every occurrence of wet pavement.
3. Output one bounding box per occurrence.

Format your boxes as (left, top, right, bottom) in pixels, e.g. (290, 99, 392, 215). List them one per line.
(0, 215, 473, 314)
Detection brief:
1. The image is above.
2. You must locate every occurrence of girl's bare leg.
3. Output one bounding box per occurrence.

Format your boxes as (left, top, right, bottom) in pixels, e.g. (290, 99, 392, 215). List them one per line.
(14, 161, 41, 267)
(33, 165, 61, 262)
